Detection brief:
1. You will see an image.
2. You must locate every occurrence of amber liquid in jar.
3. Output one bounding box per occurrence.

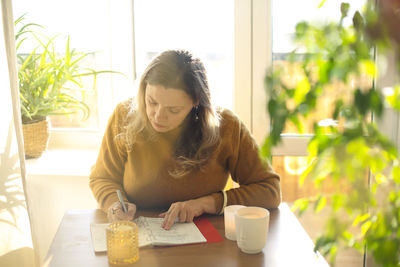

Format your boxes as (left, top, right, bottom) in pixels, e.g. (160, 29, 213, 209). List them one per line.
(106, 221, 139, 265)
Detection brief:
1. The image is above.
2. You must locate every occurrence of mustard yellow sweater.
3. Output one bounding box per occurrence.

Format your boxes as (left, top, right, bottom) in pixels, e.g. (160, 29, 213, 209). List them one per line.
(89, 101, 281, 213)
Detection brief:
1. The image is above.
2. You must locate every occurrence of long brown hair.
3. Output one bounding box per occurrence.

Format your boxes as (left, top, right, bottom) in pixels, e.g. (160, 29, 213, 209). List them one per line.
(121, 50, 220, 177)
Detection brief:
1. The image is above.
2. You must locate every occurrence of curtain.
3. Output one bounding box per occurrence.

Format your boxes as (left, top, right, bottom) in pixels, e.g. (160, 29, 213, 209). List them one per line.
(0, 0, 38, 266)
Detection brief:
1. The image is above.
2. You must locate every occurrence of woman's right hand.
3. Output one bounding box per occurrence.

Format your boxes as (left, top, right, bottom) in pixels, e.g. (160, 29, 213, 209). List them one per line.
(107, 201, 136, 222)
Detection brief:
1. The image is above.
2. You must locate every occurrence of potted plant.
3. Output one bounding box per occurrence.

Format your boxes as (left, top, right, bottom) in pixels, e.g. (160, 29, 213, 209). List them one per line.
(263, 1, 400, 266)
(15, 15, 119, 158)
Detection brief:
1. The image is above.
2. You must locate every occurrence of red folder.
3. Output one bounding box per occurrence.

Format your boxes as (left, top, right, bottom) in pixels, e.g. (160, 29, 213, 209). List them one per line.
(193, 217, 223, 243)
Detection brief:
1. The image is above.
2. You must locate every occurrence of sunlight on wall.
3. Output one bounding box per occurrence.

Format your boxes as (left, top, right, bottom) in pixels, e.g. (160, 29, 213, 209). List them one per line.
(0, 4, 35, 265)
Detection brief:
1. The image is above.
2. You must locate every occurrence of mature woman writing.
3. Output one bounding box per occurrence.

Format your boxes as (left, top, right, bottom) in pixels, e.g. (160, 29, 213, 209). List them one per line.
(89, 50, 281, 230)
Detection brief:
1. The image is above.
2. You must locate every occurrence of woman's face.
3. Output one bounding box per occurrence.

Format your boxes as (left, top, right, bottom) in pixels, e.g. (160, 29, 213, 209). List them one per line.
(145, 84, 195, 133)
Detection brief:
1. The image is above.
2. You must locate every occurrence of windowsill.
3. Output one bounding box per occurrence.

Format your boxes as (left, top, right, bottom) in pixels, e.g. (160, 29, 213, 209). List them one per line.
(25, 148, 98, 177)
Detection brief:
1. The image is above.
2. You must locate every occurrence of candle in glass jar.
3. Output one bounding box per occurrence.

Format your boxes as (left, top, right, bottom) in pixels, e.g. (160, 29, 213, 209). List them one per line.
(224, 205, 245, 240)
(106, 221, 139, 265)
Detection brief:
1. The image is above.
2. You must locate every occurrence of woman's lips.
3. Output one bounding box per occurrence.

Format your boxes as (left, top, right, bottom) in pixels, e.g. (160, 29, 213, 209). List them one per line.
(153, 121, 166, 129)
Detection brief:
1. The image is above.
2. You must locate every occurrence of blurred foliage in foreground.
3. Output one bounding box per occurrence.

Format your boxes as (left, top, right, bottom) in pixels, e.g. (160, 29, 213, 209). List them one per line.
(263, 0, 400, 266)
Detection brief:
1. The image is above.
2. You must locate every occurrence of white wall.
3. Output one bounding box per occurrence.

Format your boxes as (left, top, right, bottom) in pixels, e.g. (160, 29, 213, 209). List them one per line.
(25, 149, 98, 263)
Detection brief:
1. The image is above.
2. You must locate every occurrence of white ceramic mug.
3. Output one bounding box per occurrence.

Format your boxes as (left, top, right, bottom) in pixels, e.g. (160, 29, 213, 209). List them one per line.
(235, 206, 270, 254)
(224, 205, 245, 240)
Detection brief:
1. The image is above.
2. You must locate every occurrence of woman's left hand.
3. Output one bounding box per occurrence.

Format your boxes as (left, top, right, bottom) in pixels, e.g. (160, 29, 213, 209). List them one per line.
(159, 196, 216, 230)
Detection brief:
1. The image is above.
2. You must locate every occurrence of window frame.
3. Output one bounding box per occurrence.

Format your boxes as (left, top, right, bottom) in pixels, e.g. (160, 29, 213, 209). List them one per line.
(237, 0, 310, 157)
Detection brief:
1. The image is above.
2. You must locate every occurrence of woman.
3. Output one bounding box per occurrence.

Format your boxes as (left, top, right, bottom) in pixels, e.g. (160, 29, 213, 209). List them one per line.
(89, 50, 281, 230)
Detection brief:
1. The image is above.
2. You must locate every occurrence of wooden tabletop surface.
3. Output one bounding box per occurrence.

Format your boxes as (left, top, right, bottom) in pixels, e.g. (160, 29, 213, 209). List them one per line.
(43, 203, 329, 267)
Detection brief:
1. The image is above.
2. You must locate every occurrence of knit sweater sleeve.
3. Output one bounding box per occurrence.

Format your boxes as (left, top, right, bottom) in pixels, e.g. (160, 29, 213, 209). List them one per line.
(89, 102, 129, 213)
(224, 111, 281, 209)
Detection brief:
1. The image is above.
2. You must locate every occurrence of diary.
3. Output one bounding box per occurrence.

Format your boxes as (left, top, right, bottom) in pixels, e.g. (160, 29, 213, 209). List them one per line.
(90, 216, 217, 252)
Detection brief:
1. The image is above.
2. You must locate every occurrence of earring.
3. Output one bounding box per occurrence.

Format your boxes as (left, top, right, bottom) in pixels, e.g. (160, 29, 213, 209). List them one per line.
(194, 106, 199, 121)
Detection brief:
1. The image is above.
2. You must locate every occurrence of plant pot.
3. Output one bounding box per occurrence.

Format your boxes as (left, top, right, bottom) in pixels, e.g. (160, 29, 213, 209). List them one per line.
(22, 117, 50, 158)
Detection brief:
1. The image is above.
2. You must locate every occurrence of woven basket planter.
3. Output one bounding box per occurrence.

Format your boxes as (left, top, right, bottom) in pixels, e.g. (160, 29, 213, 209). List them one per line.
(22, 117, 50, 158)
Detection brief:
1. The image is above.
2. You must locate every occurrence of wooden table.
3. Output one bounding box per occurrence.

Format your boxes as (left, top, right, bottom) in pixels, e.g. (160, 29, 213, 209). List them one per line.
(43, 203, 329, 267)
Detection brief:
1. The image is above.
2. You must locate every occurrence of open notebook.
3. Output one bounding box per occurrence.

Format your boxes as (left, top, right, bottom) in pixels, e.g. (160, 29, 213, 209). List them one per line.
(90, 216, 222, 252)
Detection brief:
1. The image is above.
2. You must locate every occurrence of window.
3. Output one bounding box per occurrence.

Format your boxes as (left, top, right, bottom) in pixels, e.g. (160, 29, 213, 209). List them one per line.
(13, 0, 238, 149)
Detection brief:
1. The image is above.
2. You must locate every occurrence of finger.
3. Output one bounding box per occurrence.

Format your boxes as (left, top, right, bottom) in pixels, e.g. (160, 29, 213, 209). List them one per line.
(108, 207, 121, 222)
(161, 209, 170, 228)
(119, 213, 134, 221)
(108, 201, 128, 222)
(162, 212, 173, 229)
(127, 204, 136, 218)
(114, 208, 124, 218)
(159, 212, 167, 218)
(161, 216, 168, 229)
(113, 205, 130, 218)
(113, 202, 122, 211)
(179, 209, 187, 223)
(163, 218, 175, 230)
(161, 214, 170, 229)
(161, 205, 174, 227)
(116, 211, 134, 221)
(163, 209, 179, 230)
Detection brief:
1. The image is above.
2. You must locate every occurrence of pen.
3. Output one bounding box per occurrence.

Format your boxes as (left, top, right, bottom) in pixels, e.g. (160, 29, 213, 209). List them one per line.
(116, 189, 128, 213)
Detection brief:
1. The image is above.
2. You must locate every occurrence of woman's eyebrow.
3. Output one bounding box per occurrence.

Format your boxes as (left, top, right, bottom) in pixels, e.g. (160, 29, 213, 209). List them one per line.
(147, 95, 184, 108)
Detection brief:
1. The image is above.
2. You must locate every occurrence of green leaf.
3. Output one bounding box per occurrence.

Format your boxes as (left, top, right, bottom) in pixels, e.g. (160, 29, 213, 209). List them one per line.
(393, 166, 400, 184)
(318, 59, 332, 84)
(260, 136, 272, 158)
(295, 22, 308, 38)
(353, 213, 370, 226)
(314, 195, 327, 213)
(340, 3, 350, 18)
(386, 85, 400, 111)
(342, 230, 353, 241)
(318, 0, 328, 8)
(65, 36, 71, 66)
(361, 220, 372, 236)
(314, 235, 337, 259)
(353, 11, 364, 30)
(360, 59, 376, 76)
(354, 89, 370, 115)
(268, 99, 278, 117)
(374, 174, 387, 184)
(299, 157, 315, 185)
(292, 198, 310, 216)
(288, 115, 304, 133)
(331, 194, 344, 212)
(370, 90, 383, 117)
(294, 77, 311, 104)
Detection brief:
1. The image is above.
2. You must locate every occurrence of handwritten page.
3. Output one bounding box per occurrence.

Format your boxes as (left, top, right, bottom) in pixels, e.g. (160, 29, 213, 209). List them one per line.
(136, 216, 206, 246)
(90, 216, 206, 252)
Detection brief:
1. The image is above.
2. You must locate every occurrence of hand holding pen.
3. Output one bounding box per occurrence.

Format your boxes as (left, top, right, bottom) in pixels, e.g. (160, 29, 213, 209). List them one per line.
(107, 189, 137, 222)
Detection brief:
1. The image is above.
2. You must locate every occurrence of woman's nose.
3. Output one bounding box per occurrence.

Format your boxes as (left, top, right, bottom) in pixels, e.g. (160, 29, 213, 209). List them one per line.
(155, 107, 166, 121)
